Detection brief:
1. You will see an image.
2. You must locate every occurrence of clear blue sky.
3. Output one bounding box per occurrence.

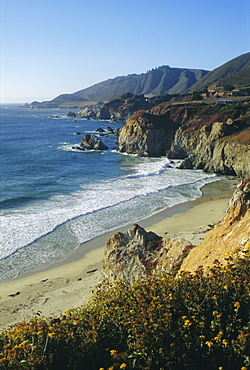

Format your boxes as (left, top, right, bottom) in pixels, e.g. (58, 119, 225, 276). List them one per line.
(1, 0, 249, 103)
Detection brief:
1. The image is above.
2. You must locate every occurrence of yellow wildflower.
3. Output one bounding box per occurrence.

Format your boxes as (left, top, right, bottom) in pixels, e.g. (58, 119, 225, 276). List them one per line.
(222, 339, 229, 346)
(183, 319, 192, 328)
(205, 341, 213, 347)
(120, 364, 127, 369)
(199, 335, 205, 339)
(234, 302, 240, 308)
(110, 349, 118, 356)
(48, 332, 55, 338)
(223, 285, 228, 290)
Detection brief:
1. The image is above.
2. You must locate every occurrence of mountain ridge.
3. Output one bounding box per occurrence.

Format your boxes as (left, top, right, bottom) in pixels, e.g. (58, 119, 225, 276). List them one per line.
(25, 66, 209, 108)
(24, 52, 250, 108)
(188, 52, 250, 92)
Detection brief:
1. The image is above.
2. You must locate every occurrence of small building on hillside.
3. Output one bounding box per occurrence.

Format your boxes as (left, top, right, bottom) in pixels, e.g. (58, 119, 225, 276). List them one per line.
(216, 99, 235, 105)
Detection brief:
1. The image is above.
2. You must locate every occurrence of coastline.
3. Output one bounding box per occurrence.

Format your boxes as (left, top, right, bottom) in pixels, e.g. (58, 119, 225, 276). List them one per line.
(0, 177, 237, 329)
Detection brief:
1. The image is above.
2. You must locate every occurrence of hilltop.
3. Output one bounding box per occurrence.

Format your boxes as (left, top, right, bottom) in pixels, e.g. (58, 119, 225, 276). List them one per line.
(24, 53, 250, 109)
(24, 66, 208, 108)
(188, 52, 250, 93)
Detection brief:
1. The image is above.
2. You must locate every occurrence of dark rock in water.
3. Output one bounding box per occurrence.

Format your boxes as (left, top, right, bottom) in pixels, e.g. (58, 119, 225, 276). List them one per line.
(75, 132, 81, 135)
(67, 111, 77, 118)
(72, 146, 85, 151)
(81, 134, 108, 150)
(95, 128, 105, 133)
(179, 158, 194, 169)
(106, 126, 114, 134)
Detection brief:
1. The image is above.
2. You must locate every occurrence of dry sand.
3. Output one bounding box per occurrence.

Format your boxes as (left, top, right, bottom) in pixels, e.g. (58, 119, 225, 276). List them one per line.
(0, 185, 234, 330)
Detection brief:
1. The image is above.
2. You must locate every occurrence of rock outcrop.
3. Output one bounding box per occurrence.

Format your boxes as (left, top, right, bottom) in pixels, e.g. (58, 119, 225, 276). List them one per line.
(180, 178, 250, 273)
(118, 104, 250, 177)
(80, 134, 108, 150)
(118, 110, 179, 156)
(101, 179, 250, 283)
(168, 117, 250, 177)
(77, 108, 96, 119)
(101, 224, 194, 284)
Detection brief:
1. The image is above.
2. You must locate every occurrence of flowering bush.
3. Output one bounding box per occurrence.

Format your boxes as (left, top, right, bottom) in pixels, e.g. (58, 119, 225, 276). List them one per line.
(0, 247, 250, 369)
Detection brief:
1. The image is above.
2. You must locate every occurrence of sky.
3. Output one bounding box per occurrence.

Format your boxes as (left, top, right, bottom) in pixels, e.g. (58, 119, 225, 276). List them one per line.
(0, 0, 249, 104)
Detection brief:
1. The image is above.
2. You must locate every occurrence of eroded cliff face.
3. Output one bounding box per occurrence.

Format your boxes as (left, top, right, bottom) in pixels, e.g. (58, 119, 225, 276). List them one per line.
(101, 179, 250, 283)
(168, 118, 250, 177)
(118, 104, 250, 177)
(118, 110, 179, 156)
(180, 178, 250, 273)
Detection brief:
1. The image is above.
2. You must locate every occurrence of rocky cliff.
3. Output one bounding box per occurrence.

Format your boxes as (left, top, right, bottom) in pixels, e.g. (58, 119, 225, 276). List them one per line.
(101, 179, 250, 283)
(180, 178, 250, 273)
(118, 103, 250, 177)
(118, 110, 179, 156)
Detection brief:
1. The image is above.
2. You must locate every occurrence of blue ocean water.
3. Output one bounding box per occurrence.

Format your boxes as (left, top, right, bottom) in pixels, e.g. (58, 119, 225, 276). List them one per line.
(0, 105, 219, 282)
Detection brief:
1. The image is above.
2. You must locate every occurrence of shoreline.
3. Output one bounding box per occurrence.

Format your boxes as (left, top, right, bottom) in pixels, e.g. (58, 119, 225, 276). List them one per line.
(0, 177, 237, 329)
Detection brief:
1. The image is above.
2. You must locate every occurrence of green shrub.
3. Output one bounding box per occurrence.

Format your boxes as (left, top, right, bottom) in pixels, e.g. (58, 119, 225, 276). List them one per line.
(1, 247, 250, 369)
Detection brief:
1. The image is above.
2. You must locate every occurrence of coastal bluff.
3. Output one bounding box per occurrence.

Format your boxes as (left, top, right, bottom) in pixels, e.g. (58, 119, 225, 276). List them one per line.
(102, 179, 250, 283)
(118, 104, 250, 178)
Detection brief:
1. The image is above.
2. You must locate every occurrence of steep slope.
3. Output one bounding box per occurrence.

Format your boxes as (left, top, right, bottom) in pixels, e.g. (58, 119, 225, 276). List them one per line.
(118, 103, 250, 178)
(180, 178, 250, 273)
(189, 52, 250, 92)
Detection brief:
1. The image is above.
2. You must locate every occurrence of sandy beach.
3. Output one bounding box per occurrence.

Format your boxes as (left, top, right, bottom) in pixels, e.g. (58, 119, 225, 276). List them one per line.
(0, 181, 236, 329)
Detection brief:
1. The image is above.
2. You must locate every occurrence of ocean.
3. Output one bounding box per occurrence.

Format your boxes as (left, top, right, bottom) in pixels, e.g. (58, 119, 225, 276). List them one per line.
(0, 105, 221, 282)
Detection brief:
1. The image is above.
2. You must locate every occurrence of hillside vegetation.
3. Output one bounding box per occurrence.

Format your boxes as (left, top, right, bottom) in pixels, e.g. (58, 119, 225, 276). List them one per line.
(0, 248, 250, 369)
(189, 52, 250, 93)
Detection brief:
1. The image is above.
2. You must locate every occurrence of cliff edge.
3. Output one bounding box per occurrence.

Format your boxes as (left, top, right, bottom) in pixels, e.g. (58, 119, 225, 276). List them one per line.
(118, 104, 250, 178)
(180, 178, 250, 273)
(102, 179, 250, 283)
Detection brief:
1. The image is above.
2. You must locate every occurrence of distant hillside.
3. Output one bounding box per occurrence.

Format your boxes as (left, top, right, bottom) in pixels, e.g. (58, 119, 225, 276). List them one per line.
(72, 66, 208, 101)
(24, 53, 250, 109)
(189, 52, 250, 92)
(25, 66, 208, 108)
